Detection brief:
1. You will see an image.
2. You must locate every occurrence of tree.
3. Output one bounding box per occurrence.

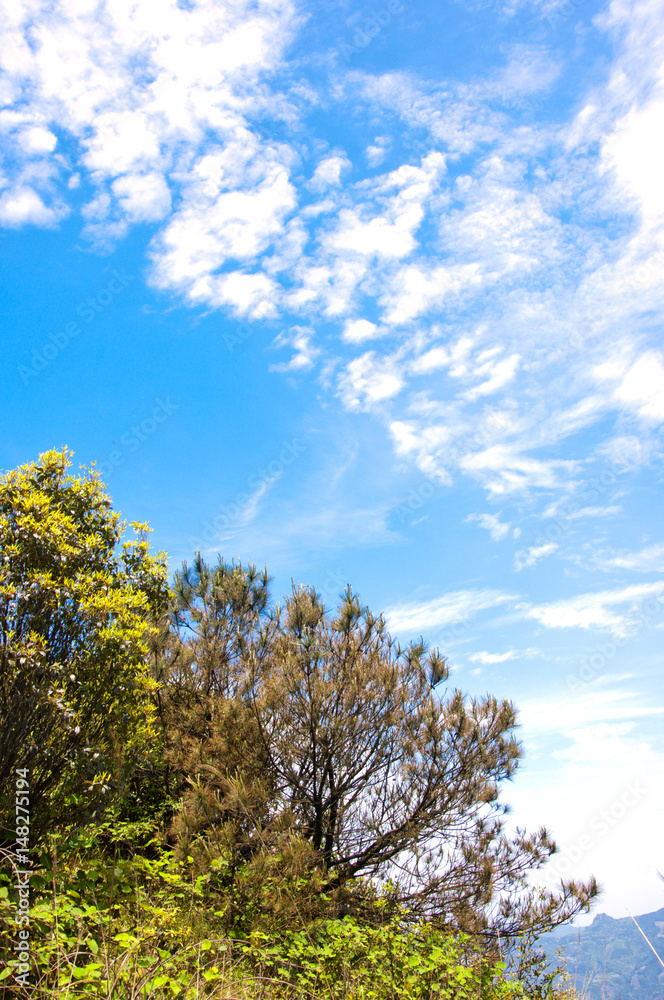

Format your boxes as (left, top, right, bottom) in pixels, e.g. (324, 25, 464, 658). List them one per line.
(149, 554, 278, 871)
(163, 557, 600, 941)
(0, 449, 169, 846)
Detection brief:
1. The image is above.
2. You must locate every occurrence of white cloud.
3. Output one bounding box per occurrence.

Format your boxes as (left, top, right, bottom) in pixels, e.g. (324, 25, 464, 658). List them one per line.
(202, 474, 278, 550)
(463, 353, 520, 400)
(595, 349, 664, 424)
(508, 663, 664, 917)
(366, 138, 389, 166)
(3, 0, 664, 526)
(386, 588, 516, 635)
(18, 126, 57, 154)
(468, 649, 516, 664)
(270, 326, 319, 372)
(598, 542, 664, 572)
(515, 541, 558, 571)
(324, 153, 446, 264)
(310, 154, 350, 190)
(83, 111, 163, 178)
(440, 181, 563, 281)
(380, 262, 482, 325)
(339, 352, 405, 411)
(460, 446, 575, 496)
(410, 345, 450, 375)
(566, 505, 622, 520)
(602, 93, 664, 225)
(151, 152, 296, 302)
(0, 186, 63, 226)
(467, 512, 512, 541)
(342, 318, 380, 343)
(598, 434, 652, 472)
(526, 582, 664, 637)
(210, 271, 278, 319)
(112, 173, 171, 223)
(0, 0, 299, 258)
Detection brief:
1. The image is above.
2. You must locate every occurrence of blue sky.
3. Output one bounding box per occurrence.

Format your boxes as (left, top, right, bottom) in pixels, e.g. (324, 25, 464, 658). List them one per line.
(1, 0, 663, 921)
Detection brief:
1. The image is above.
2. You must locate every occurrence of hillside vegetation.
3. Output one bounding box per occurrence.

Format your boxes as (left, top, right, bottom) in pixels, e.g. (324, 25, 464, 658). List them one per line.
(540, 907, 664, 999)
(0, 450, 597, 998)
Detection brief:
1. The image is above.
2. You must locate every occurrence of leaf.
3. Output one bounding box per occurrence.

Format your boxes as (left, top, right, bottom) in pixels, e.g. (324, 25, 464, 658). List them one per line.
(112, 932, 138, 946)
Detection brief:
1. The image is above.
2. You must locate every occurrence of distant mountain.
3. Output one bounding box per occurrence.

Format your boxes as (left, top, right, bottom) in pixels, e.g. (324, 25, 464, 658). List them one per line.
(539, 906, 664, 999)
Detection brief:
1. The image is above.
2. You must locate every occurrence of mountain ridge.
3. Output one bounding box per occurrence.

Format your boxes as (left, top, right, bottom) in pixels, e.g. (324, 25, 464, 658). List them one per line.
(540, 905, 664, 999)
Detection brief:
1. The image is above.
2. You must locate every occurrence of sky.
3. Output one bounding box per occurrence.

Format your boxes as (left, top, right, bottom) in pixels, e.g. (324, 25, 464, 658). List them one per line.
(1, 0, 663, 923)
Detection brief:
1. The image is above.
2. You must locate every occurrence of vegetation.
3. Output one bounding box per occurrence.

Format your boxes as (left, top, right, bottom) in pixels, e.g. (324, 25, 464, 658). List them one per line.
(0, 448, 169, 846)
(0, 450, 598, 998)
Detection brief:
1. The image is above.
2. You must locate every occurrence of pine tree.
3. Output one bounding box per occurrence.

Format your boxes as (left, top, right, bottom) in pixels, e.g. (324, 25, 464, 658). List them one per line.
(163, 558, 599, 941)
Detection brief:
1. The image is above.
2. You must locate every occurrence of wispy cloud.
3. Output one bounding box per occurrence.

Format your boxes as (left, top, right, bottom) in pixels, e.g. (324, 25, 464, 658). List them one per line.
(468, 649, 516, 664)
(525, 582, 664, 637)
(4, 0, 664, 517)
(515, 541, 558, 571)
(519, 683, 664, 739)
(595, 542, 664, 573)
(270, 326, 320, 372)
(466, 512, 514, 541)
(386, 588, 516, 635)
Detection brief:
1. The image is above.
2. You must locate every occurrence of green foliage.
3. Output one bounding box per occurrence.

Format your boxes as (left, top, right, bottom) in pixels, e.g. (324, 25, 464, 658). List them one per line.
(0, 821, 571, 999)
(239, 917, 525, 1000)
(0, 448, 169, 843)
(0, 454, 593, 998)
(0, 822, 229, 998)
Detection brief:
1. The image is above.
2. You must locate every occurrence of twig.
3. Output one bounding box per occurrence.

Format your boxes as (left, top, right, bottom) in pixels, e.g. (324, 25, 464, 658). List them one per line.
(626, 909, 664, 971)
